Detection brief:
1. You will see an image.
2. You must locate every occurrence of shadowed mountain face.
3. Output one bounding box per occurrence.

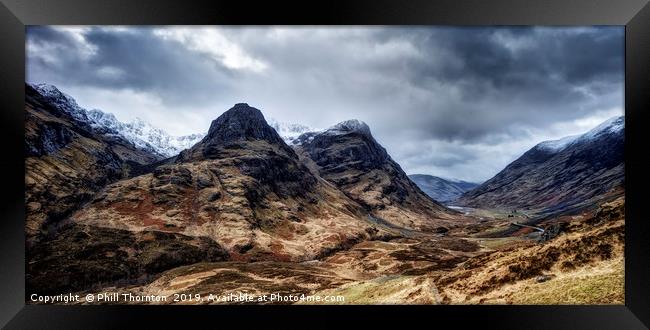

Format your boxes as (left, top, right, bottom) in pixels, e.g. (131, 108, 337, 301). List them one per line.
(457, 116, 624, 212)
(409, 175, 478, 203)
(294, 120, 462, 231)
(24, 84, 161, 244)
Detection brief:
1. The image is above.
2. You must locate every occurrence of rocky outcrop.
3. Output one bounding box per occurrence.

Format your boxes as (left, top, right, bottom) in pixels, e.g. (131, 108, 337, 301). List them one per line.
(457, 116, 624, 212)
(294, 120, 462, 231)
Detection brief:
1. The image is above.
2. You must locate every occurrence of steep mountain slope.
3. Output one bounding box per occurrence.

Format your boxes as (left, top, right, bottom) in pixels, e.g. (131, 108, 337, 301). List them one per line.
(294, 120, 462, 231)
(70, 104, 389, 264)
(457, 116, 624, 212)
(409, 174, 478, 203)
(24, 84, 161, 244)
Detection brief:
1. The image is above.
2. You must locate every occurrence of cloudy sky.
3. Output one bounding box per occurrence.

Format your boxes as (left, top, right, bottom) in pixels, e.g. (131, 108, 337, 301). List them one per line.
(26, 26, 624, 182)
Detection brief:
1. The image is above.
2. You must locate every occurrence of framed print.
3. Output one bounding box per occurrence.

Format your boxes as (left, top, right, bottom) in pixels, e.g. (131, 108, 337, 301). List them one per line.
(1, 0, 649, 328)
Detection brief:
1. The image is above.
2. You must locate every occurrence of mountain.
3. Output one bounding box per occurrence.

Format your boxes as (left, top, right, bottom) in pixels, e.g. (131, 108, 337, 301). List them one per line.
(30, 83, 204, 158)
(408, 174, 479, 203)
(456, 116, 624, 212)
(26, 83, 227, 294)
(24, 83, 161, 244)
(294, 119, 462, 231)
(69, 104, 389, 265)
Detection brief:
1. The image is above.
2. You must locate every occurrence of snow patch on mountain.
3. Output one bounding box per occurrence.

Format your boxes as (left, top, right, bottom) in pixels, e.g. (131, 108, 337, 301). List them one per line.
(88, 112, 206, 157)
(535, 115, 624, 153)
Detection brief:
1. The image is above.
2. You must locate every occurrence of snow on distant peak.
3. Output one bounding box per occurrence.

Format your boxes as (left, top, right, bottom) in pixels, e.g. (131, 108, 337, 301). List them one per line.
(31, 83, 64, 98)
(116, 118, 205, 157)
(30, 83, 205, 158)
(580, 116, 624, 139)
(30, 83, 89, 123)
(267, 118, 318, 145)
(536, 134, 580, 152)
(290, 119, 374, 146)
(535, 116, 624, 153)
(326, 119, 371, 136)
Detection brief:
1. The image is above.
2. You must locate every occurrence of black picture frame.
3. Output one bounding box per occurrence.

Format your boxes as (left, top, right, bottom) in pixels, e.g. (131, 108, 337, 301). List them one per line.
(1, 0, 649, 328)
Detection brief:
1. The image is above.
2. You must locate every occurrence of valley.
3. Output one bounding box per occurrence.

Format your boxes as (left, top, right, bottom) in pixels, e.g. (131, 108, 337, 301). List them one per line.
(66, 194, 624, 305)
(24, 84, 625, 305)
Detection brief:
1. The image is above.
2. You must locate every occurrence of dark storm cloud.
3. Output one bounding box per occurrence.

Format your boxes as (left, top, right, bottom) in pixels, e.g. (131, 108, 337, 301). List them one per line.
(27, 26, 235, 106)
(375, 27, 624, 142)
(26, 26, 624, 181)
(430, 27, 622, 86)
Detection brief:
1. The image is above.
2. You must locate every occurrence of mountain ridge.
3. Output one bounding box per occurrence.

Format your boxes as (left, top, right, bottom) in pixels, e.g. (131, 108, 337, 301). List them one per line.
(457, 116, 624, 212)
(294, 119, 463, 231)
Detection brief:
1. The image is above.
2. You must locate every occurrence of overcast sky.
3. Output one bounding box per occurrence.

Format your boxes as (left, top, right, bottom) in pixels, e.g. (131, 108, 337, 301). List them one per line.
(26, 26, 624, 182)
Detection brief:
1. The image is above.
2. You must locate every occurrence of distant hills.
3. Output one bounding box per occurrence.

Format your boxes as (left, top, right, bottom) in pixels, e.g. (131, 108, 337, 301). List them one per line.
(408, 175, 478, 204)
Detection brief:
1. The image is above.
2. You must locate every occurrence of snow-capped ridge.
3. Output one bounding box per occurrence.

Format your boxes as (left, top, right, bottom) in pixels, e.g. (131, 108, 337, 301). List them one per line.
(326, 119, 371, 136)
(577, 115, 624, 142)
(536, 134, 581, 152)
(30, 83, 205, 158)
(291, 119, 374, 146)
(535, 115, 624, 153)
(30, 83, 90, 123)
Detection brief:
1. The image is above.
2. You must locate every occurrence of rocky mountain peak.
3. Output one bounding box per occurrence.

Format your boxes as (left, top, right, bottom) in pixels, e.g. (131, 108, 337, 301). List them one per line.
(28, 83, 206, 158)
(203, 103, 285, 147)
(31, 83, 65, 99)
(175, 103, 295, 162)
(293, 117, 458, 231)
(326, 119, 372, 137)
